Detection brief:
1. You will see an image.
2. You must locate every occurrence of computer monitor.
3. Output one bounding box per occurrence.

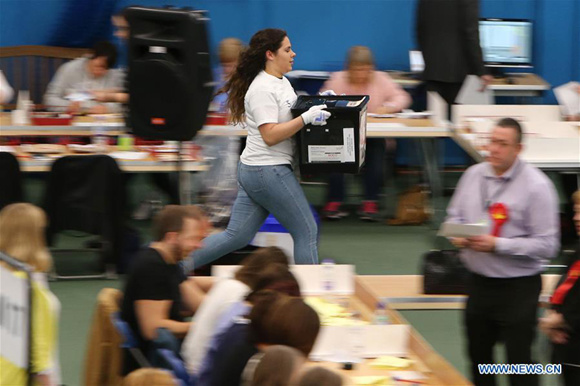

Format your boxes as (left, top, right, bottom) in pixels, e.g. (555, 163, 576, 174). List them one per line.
(479, 18, 533, 68)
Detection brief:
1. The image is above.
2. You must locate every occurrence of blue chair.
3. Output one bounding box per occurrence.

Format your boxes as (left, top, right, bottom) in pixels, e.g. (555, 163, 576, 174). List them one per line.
(110, 312, 150, 368)
(156, 348, 193, 386)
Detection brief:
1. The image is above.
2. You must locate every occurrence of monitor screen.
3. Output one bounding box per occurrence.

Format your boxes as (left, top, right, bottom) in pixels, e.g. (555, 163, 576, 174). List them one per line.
(479, 19, 533, 67)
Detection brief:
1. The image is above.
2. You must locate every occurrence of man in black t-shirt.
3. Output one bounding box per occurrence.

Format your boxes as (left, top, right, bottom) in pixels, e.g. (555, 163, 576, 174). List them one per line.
(121, 205, 209, 373)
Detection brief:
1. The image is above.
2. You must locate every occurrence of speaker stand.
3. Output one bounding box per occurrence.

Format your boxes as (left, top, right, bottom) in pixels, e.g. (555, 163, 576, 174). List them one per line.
(176, 141, 193, 205)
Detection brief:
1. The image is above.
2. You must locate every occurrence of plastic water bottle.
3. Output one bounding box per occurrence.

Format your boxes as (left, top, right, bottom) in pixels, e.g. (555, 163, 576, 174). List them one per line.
(373, 300, 390, 325)
(321, 258, 336, 301)
(92, 116, 108, 150)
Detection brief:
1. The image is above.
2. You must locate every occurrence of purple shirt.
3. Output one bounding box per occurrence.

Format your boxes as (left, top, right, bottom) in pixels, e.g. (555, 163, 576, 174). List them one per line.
(445, 159, 560, 278)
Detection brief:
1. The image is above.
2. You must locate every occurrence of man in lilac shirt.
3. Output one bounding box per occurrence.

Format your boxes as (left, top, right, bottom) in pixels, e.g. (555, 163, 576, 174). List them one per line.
(445, 118, 560, 386)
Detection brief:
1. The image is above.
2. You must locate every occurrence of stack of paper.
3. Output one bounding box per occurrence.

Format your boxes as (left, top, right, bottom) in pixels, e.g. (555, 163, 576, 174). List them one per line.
(305, 297, 368, 326)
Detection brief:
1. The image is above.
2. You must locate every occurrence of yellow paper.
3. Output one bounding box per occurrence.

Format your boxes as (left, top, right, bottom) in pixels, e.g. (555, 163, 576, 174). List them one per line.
(369, 356, 412, 369)
(305, 297, 369, 326)
(305, 297, 344, 316)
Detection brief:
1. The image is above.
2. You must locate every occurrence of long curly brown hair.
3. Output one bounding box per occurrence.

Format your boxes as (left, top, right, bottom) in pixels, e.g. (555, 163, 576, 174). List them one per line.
(221, 28, 287, 124)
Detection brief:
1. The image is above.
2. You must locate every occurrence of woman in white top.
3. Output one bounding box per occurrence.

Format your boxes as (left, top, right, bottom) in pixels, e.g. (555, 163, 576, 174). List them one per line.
(183, 28, 330, 269)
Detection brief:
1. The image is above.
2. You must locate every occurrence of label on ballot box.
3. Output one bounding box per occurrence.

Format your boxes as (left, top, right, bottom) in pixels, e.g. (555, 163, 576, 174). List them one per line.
(308, 128, 355, 163)
(308, 145, 343, 163)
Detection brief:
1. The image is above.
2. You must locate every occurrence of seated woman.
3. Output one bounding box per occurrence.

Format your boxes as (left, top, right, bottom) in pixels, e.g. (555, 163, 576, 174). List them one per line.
(320, 46, 411, 221)
(195, 270, 301, 382)
(180, 246, 290, 374)
(43, 41, 124, 114)
(0, 203, 61, 386)
(211, 37, 244, 113)
(196, 37, 245, 227)
(201, 291, 320, 386)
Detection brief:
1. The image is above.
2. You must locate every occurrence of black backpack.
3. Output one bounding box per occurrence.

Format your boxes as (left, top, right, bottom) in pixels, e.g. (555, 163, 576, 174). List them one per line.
(422, 249, 471, 294)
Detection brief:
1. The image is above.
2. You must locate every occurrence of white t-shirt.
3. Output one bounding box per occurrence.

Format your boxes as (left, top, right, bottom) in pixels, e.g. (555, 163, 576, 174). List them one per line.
(180, 279, 250, 375)
(240, 71, 297, 166)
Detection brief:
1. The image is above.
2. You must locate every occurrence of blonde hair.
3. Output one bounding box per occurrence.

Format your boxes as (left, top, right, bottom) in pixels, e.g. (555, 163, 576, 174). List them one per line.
(124, 368, 177, 386)
(0, 203, 52, 272)
(573, 190, 580, 205)
(219, 37, 244, 64)
(346, 46, 374, 68)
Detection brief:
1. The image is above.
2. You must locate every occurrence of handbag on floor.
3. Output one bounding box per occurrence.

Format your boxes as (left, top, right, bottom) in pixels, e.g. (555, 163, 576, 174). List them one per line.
(387, 185, 431, 225)
(422, 249, 470, 294)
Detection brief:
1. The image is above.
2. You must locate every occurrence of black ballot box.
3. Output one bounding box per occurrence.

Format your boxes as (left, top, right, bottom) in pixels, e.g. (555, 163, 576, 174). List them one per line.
(291, 95, 370, 174)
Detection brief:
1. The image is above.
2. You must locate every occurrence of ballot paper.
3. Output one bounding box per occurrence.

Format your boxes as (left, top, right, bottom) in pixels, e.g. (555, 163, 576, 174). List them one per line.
(304, 297, 368, 327)
(438, 222, 488, 238)
(65, 91, 94, 102)
(554, 81, 580, 117)
(367, 113, 397, 118)
(107, 151, 149, 160)
(369, 356, 413, 369)
(395, 110, 433, 119)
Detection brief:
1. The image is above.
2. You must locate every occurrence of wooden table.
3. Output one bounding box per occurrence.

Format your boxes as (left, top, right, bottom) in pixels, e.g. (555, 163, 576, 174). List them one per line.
(201, 118, 448, 138)
(451, 123, 580, 172)
(1, 113, 448, 208)
(11, 146, 208, 173)
(196, 274, 470, 385)
(285, 70, 422, 90)
(287, 70, 550, 98)
(1, 115, 447, 138)
(331, 277, 472, 385)
(390, 71, 550, 98)
(0, 114, 126, 137)
(356, 275, 561, 310)
(488, 73, 551, 98)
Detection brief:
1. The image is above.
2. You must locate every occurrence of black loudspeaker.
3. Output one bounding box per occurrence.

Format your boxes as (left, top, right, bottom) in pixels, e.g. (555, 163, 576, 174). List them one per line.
(126, 7, 213, 141)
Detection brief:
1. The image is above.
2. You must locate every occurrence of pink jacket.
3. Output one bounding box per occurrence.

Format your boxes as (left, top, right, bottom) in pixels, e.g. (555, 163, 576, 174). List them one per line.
(320, 71, 411, 113)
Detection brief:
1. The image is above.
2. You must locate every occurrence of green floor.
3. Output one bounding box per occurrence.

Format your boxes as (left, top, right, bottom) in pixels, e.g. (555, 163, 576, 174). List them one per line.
(24, 173, 569, 386)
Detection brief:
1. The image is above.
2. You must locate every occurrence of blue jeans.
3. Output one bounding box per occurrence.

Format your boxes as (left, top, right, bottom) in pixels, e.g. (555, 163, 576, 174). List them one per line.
(182, 162, 318, 271)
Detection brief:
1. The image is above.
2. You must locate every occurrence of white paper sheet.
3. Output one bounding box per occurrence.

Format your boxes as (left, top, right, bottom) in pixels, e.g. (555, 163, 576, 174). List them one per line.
(438, 222, 488, 238)
(107, 151, 149, 160)
(554, 81, 580, 116)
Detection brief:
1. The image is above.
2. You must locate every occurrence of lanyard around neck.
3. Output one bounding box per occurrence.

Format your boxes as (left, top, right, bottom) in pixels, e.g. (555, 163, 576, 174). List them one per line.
(481, 162, 522, 211)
